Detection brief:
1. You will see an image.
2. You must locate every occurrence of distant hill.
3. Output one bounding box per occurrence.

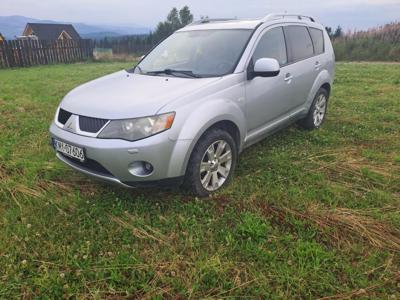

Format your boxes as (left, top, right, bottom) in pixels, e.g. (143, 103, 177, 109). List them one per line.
(0, 15, 151, 39)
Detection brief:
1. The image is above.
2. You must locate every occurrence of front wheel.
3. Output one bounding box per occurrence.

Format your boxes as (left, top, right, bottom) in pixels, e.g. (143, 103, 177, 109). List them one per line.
(298, 87, 329, 130)
(183, 128, 237, 197)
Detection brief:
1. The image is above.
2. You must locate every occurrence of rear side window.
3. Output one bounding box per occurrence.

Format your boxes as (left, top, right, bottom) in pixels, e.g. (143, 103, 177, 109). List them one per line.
(309, 27, 324, 55)
(252, 27, 287, 66)
(284, 26, 314, 62)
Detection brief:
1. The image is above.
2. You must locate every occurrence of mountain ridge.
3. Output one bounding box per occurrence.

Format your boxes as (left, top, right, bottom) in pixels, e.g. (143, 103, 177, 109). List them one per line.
(0, 15, 151, 39)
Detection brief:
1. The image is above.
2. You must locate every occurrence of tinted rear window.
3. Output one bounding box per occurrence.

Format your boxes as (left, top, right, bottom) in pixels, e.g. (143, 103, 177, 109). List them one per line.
(309, 27, 324, 55)
(284, 26, 314, 62)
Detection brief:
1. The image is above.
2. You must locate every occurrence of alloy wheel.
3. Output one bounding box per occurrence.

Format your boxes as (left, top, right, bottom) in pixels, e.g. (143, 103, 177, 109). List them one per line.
(199, 140, 233, 191)
(313, 94, 327, 127)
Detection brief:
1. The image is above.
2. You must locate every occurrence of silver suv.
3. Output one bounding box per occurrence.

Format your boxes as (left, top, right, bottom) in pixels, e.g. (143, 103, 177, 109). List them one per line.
(50, 14, 335, 196)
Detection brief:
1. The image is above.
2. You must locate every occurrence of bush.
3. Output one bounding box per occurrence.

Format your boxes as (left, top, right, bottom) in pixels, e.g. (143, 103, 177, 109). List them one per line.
(332, 22, 400, 61)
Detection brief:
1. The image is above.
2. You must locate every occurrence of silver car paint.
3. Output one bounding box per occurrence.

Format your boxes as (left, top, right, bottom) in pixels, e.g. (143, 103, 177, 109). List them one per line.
(50, 16, 335, 187)
(61, 71, 221, 120)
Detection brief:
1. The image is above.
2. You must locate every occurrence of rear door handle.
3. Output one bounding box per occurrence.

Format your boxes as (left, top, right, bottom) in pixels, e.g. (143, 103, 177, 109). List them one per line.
(315, 61, 322, 69)
(284, 73, 293, 82)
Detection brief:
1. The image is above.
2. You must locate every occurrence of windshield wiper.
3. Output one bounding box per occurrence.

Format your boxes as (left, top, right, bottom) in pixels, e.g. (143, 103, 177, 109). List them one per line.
(146, 69, 202, 78)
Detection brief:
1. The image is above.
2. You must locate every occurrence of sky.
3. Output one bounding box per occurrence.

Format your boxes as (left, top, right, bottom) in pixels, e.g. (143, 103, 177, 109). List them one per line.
(1, 0, 400, 30)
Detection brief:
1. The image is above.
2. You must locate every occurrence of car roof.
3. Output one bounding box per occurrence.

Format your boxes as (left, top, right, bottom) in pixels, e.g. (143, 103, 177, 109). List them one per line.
(178, 14, 323, 32)
(179, 19, 262, 31)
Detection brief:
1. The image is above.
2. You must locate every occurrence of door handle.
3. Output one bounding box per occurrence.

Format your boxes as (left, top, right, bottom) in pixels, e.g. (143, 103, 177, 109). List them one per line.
(284, 73, 293, 82)
(315, 61, 322, 69)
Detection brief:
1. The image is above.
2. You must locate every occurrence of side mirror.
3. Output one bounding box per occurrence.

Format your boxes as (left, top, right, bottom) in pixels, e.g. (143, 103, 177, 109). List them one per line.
(249, 58, 280, 79)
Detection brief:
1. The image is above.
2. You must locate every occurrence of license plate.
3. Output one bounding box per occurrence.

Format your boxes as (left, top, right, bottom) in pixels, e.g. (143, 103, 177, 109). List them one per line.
(53, 139, 85, 162)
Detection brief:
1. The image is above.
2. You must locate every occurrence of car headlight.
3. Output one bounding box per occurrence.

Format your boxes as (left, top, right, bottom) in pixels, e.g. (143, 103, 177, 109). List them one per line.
(98, 112, 175, 141)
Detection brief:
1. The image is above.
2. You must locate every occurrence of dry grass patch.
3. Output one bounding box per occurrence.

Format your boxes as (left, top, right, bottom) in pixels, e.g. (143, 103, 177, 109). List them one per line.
(261, 203, 400, 252)
(110, 214, 172, 247)
(303, 147, 400, 195)
(317, 271, 400, 300)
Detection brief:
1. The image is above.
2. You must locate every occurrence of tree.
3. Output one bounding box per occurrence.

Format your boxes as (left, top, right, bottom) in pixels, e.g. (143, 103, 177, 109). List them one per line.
(179, 6, 194, 26)
(325, 27, 333, 39)
(167, 7, 181, 31)
(155, 22, 174, 41)
(333, 26, 343, 39)
(95, 6, 194, 55)
(154, 6, 194, 42)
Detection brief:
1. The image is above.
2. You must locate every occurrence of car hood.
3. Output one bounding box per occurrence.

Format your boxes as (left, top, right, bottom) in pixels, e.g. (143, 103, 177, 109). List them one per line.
(60, 70, 221, 119)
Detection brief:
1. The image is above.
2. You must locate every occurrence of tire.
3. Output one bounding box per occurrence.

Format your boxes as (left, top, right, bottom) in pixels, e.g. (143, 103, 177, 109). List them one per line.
(298, 87, 329, 130)
(183, 128, 238, 197)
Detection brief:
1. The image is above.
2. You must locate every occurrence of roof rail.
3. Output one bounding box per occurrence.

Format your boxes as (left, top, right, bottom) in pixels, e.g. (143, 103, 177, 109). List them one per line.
(262, 14, 315, 23)
(189, 17, 238, 26)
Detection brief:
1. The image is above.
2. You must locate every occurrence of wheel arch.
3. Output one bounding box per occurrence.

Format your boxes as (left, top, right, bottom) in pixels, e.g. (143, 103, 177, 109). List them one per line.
(201, 120, 241, 150)
(321, 82, 331, 97)
(170, 98, 246, 177)
(305, 70, 332, 111)
(180, 119, 241, 183)
(180, 117, 243, 176)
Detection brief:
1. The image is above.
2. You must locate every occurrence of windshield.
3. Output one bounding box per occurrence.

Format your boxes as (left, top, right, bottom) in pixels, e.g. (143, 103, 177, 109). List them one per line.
(134, 29, 253, 78)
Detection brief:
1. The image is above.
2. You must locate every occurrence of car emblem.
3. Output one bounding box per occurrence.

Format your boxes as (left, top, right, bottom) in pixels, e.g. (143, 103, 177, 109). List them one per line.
(64, 115, 77, 133)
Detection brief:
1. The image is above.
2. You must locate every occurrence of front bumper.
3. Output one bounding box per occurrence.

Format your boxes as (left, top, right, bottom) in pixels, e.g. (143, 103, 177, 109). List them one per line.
(49, 122, 192, 187)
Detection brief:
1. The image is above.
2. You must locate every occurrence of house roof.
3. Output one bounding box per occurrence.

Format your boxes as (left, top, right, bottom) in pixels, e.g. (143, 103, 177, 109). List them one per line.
(25, 23, 81, 40)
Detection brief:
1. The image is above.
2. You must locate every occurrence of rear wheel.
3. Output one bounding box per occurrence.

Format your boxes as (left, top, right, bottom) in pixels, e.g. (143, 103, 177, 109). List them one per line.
(299, 87, 329, 130)
(184, 128, 237, 197)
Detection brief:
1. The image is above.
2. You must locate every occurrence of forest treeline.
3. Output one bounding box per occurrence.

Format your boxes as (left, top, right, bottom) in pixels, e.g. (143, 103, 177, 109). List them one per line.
(331, 22, 400, 61)
(96, 7, 400, 62)
(96, 6, 193, 55)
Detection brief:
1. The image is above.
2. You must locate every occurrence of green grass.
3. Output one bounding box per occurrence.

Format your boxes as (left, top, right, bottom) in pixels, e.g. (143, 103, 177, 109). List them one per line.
(0, 62, 399, 299)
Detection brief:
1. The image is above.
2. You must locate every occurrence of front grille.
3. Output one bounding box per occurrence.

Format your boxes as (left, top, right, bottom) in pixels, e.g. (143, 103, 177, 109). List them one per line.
(58, 108, 72, 125)
(79, 116, 108, 133)
(60, 153, 113, 177)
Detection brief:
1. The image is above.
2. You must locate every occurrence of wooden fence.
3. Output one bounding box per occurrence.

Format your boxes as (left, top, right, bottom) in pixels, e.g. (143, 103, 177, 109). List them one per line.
(0, 39, 94, 68)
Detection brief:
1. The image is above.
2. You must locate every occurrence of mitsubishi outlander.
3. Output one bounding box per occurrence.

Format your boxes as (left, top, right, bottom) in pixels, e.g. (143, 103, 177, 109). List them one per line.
(50, 14, 335, 196)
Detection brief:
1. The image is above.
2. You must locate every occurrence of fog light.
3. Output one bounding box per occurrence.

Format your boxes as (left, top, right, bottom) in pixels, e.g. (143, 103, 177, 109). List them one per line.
(128, 161, 154, 177)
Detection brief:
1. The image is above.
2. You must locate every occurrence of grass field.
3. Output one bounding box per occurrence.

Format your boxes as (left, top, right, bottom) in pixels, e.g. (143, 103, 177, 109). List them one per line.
(0, 62, 399, 299)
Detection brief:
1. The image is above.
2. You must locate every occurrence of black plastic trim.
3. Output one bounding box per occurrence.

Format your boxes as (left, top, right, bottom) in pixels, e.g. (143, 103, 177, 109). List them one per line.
(58, 108, 72, 125)
(59, 153, 114, 177)
(79, 116, 108, 133)
(122, 176, 184, 188)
